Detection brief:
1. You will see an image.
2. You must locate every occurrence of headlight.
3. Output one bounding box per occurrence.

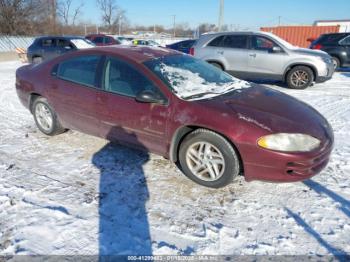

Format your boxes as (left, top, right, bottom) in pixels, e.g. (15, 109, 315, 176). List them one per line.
(320, 56, 332, 64)
(258, 133, 321, 152)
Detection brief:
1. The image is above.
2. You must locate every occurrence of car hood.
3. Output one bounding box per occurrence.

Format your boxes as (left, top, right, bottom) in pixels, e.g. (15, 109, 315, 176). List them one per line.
(207, 84, 332, 141)
(292, 47, 329, 58)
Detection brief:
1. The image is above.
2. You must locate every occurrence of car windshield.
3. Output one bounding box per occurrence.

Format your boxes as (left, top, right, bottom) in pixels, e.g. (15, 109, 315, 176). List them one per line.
(144, 54, 251, 100)
(265, 32, 297, 49)
(71, 39, 95, 49)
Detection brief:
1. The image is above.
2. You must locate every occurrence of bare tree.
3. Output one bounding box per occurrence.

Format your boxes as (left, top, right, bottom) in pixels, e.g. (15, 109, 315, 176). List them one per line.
(97, 0, 125, 33)
(57, 0, 83, 26)
(0, 0, 50, 35)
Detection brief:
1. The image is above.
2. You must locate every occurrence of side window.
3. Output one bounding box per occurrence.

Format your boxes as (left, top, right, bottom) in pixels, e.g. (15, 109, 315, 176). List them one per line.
(340, 35, 350, 45)
(221, 35, 248, 49)
(94, 37, 104, 44)
(207, 36, 225, 47)
(57, 55, 100, 87)
(42, 38, 55, 47)
(105, 37, 113, 44)
(57, 39, 74, 48)
(251, 36, 278, 51)
(104, 57, 159, 97)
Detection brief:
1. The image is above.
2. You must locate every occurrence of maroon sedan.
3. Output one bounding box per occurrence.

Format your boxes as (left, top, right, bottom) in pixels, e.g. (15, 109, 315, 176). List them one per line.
(85, 34, 120, 46)
(15, 46, 334, 188)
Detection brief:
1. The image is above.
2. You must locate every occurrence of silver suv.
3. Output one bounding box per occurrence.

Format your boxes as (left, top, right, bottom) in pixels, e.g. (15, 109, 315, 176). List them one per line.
(192, 31, 334, 89)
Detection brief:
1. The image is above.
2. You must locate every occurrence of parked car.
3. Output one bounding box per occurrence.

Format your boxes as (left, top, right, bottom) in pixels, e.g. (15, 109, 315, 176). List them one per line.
(16, 46, 333, 188)
(166, 39, 197, 54)
(192, 31, 334, 89)
(132, 39, 161, 47)
(85, 34, 120, 46)
(27, 36, 95, 64)
(309, 32, 350, 69)
(112, 36, 134, 45)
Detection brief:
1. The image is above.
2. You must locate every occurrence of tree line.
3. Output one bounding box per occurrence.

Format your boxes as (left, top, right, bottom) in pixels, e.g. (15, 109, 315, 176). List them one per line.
(0, 0, 225, 37)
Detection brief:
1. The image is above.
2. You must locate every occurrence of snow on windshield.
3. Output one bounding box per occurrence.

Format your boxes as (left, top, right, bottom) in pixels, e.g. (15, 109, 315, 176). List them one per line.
(159, 63, 251, 100)
(71, 39, 95, 49)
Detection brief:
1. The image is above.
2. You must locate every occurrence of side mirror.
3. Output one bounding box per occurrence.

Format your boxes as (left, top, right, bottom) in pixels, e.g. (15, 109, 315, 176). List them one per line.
(271, 46, 283, 53)
(135, 90, 166, 104)
(64, 46, 72, 50)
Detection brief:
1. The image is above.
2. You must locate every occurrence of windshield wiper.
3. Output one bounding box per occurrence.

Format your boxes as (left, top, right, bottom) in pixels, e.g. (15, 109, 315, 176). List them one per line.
(183, 88, 235, 100)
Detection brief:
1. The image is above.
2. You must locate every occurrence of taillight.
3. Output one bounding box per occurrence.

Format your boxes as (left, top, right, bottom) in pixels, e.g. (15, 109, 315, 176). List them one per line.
(312, 44, 323, 50)
(189, 47, 194, 56)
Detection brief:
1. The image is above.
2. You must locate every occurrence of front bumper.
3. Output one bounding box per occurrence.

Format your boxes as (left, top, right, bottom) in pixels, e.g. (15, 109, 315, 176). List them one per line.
(315, 61, 334, 83)
(242, 139, 333, 183)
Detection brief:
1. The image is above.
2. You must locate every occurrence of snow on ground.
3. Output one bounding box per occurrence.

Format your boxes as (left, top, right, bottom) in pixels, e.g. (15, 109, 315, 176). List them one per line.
(0, 61, 349, 256)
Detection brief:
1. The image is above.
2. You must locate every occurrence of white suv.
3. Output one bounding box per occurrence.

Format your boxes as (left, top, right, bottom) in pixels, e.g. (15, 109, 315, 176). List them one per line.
(192, 31, 334, 89)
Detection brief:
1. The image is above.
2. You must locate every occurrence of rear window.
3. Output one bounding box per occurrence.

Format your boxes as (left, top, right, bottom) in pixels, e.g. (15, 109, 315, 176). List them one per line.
(221, 35, 248, 49)
(42, 38, 55, 47)
(57, 55, 101, 87)
(207, 36, 225, 47)
(318, 34, 347, 44)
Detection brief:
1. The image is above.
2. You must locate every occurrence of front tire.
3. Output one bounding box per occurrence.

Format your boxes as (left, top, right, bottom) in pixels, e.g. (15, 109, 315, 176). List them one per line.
(179, 129, 240, 188)
(286, 66, 314, 89)
(33, 97, 65, 136)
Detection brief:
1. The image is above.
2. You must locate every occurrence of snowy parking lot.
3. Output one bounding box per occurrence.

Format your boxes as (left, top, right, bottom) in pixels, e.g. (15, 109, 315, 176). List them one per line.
(0, 61, 349, 256)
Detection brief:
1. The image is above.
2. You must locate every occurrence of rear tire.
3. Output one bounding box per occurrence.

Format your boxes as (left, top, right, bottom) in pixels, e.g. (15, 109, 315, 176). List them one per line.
(286, 66, 314, 89)
(179, 129, 240, 188)
(32, 97, 65, 136)
(331, 56, 340, 70)
(208, 61, 224, 70)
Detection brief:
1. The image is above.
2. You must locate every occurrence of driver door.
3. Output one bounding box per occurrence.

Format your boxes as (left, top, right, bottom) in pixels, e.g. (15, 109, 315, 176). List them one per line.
(96, 57, 170, 155)
(247, 35, 288, 79)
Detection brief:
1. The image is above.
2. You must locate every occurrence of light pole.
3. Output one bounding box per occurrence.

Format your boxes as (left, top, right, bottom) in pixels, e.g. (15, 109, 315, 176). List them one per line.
(118, 15, 122, 35)
(172, 15, 176, 38)
(218, 0, 224, 32)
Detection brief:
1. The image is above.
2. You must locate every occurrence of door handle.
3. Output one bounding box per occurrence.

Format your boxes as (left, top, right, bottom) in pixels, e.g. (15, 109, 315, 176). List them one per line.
(217, 50, 224, 55)
(249, 54, 257, 58)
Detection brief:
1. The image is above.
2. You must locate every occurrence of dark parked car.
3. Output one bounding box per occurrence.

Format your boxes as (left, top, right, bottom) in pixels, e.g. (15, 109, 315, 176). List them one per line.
(16, 46, 333, 188)
(27, 36, 95, 64)
(166, 39, 197, 54)
(310, 32, 350, 69)
(85, 34, 120, 46)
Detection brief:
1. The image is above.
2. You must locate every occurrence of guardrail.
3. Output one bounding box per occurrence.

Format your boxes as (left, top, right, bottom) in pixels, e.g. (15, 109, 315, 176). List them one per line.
(0, 35, 34, 52)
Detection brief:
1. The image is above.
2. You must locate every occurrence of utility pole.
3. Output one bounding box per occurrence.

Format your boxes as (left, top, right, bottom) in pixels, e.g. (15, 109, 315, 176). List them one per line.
(118, 15, 122, 35)
(278, 16, 281, 26)
(172, 15, 176, 38)
(218, 0, 224, 32)
(84, 24, 87, 35)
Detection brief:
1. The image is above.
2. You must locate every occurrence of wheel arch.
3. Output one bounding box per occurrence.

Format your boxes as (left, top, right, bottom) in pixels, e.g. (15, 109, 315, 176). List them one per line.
(205, 60, 225, 70)
(169, 125, 244, 173)
(283, 63, 318, 82)
(29, 92, 42, 113)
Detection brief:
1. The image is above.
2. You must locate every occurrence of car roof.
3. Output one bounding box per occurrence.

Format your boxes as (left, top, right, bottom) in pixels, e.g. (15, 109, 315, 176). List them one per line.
(321, 32, 350, 36)
(36, 35, 86, 40)
(76, 45, 180, 63)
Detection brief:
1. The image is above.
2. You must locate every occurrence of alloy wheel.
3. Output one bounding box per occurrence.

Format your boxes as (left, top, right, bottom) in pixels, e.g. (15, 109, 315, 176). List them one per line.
(185, 141, 225, 182)
(290, 70, 309, 87)
(35, 103, 53, 132)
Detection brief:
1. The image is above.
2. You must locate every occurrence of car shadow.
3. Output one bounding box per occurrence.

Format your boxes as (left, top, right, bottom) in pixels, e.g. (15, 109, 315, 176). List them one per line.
(336, 67, 350, 77)
(92, 126, 152, 256)
(303, 180, 350, 218)
(285, 208, 349, 259)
